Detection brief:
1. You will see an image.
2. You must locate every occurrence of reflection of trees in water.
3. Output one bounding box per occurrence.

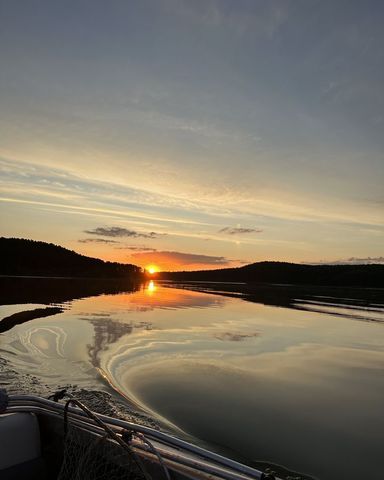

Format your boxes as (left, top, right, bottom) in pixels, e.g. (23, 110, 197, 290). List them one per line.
(165, 282, 384, 311)
(86, 318, 152, 367)
(0, 277, 141, 306)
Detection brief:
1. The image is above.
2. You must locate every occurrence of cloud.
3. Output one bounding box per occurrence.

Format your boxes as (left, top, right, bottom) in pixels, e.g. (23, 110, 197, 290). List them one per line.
(115, 246, 158, 252)
(317, 256, 384, 265)
(78, 238, 120, 244)
(219, 227, 262, 235)
(84, 227, 160, 239)
(129, 250, 233, 267)
(166, 0, 288, 38)
(141, 110, 255, 143)
(2, 157, 383, 230)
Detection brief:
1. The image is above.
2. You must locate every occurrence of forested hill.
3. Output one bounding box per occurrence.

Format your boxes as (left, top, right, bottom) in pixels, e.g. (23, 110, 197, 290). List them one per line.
(159, 261, 384, 288)
(0, 237, 143, 279)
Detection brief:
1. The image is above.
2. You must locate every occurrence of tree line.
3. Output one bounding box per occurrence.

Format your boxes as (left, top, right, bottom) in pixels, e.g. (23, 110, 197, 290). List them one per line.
(0, 237, 143, 279)
(159, 260, 384, 287)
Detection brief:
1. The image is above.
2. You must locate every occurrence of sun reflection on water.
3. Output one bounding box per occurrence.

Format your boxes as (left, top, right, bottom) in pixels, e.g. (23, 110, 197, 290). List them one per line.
(146, 280, 156, 294)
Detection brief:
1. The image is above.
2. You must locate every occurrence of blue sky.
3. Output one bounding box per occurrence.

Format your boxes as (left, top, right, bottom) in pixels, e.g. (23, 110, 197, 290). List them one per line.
(1, 0, 383, 269)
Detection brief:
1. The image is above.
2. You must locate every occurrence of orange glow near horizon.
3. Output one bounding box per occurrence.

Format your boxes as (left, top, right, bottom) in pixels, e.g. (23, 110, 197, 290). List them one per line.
(75, 243, 248, 272)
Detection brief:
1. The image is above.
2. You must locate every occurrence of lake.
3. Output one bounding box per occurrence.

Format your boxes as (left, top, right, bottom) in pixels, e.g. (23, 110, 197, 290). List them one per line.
(0, 278, 383, 480)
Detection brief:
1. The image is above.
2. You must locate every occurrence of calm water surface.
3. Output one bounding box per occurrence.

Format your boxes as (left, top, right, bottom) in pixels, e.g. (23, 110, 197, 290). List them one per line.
(1, 280, 383, 480)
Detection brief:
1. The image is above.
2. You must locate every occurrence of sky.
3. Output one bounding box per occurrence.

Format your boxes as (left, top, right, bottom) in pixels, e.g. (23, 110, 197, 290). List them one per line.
(0, 0, 383, 271)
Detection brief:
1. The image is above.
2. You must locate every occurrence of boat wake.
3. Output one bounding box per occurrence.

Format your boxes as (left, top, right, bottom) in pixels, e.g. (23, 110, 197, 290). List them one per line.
(0, 356, 159, 429)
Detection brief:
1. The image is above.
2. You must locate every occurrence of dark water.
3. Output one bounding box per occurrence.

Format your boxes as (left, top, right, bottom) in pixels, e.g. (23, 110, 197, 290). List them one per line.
(0, 278, 383, 480)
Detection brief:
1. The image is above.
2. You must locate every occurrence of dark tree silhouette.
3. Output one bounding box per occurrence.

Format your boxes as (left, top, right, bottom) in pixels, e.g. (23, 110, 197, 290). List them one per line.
(159, 260, 384, 287)
(0, 237, 143, 279)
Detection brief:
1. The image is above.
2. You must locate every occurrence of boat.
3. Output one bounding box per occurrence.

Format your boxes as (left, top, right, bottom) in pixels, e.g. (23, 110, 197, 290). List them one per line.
(0, 389, 281, 480)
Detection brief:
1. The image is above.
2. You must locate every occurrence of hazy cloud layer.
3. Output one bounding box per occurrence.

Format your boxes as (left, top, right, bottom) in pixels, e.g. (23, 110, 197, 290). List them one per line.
(219, 227, 262, 235)
(84, 227, 159, 239)
(78, 238, 120, 244)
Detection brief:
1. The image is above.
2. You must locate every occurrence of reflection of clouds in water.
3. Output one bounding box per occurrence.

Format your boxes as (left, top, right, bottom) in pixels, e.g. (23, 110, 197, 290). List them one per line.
(278, 343, 384, 373)
(102, 341, 384, 411)
(134, 321, 153, 330)
(98, 315, 267, 389)
(214, 331, 260, 342)
(127, 306, 155, 313)
(217, 342, 384, 383)
(98, 335, 198, 423)
(99, 331, 233, 410)
(98, 316, 384, 427)
(19, 326, 68, 358)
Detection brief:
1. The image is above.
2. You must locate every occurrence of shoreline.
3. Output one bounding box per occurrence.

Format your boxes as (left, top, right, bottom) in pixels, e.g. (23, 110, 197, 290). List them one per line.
(0, 306, 64, 333)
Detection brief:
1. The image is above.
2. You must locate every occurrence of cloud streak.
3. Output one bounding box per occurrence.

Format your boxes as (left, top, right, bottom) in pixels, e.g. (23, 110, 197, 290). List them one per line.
(318, 256, 384, 265)
(219, 227, 262, 235)
(84, 227, 160, 239)
(116, 245, 158, 252)
(78, 238, 120, 244)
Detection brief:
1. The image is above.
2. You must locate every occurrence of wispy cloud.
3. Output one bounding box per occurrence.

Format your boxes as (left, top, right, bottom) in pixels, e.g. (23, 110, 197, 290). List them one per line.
(0, 158, 215, 226)
(317, 256, 384, 265)
(165, 0, 288, 37)
(84, 227, 160, 239)
(78, 238, 120, 244)
(219, 227, 262, 235)
(141, 110, 256, 143)
(116, 245, 158, 252)
(2, 157, 383, 228)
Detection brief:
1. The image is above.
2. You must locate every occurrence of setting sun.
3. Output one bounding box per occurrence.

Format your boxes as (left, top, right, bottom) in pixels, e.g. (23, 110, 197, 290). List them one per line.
(146, 265, 158, 275)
